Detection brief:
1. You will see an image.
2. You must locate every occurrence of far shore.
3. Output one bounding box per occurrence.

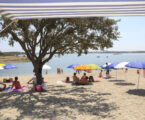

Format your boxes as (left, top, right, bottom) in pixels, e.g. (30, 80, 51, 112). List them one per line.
(0, 56, 29, 63)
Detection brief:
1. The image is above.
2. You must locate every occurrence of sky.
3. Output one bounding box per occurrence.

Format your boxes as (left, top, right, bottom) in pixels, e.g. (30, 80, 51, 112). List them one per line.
(0, 17, 145, 52)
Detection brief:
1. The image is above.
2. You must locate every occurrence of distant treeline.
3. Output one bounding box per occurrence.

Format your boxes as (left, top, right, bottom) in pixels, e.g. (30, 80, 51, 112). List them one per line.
(0, 51, 25, 56)
(89, 51, 145, 54)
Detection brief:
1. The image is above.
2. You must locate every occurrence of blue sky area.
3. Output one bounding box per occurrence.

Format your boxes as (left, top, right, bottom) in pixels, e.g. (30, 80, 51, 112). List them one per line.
(0, 16, 145, 52)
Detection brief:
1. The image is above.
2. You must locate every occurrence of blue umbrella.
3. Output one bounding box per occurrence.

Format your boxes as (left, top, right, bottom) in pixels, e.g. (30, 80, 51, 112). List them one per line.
(108, 62, 119, 69)
(67, 64, 79, 68)
(125, 61, 145, 69)
(108, 62, 119, 80)
(4, 64, 17, 69)
(125, 61, 145, 89)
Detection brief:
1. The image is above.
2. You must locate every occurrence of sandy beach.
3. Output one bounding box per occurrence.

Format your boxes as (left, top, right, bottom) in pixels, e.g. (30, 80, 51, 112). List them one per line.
(0, 69, 145, 120)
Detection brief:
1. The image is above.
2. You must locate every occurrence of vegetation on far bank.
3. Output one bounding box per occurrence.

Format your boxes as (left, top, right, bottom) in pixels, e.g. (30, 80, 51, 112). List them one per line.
(0, 56, 29, 63)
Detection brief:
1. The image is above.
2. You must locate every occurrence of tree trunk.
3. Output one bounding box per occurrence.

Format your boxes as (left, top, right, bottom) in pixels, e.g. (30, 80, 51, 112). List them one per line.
(34, 62, 43, 85)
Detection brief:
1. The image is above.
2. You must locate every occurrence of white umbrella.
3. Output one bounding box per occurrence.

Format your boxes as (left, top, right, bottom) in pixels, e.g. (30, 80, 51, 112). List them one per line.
(0, 66, 4, 70)
(43, 64, 51, 70)
(114, 62, 129, 80)
(114, 62, 129, 69)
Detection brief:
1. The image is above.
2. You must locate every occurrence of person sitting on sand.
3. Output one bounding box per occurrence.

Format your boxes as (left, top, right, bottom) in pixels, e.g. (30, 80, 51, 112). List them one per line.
(0, 83, 6, 91)
(81, 73, 87, 80)
(27, 70, 37, 86)
(89, 76, 94, 82)
(63, 77, 70, 83)
(73, 73, 80, 84)
(11, 76, 22, 89)
(41, 78, 48, 91)
(79, 76, 89, 85)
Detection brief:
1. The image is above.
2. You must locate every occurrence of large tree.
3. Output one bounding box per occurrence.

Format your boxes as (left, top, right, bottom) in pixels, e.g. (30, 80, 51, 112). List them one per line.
(0, 17, 120, 84)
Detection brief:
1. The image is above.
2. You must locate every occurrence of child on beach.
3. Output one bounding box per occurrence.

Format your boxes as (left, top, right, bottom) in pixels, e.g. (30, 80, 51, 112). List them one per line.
(99, 70, 103, 78)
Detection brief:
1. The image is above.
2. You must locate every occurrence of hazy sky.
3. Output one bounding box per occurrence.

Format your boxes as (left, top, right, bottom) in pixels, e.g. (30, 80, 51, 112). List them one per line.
(0, 17, 145, 52)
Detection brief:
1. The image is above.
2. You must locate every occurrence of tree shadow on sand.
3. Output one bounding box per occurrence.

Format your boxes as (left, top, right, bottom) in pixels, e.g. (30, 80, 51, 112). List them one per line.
(115, 82, 135, 86)
(0, 86, 118, 120)
(127, 89, 145, 97)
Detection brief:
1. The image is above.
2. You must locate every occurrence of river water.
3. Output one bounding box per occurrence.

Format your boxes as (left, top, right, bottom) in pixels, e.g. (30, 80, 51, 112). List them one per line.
(0, 53, 145, 77)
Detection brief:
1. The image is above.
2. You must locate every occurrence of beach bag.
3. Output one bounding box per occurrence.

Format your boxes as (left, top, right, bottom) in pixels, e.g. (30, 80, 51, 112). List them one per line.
(34, 85, 43, 92)
(3, 78, 7, 83)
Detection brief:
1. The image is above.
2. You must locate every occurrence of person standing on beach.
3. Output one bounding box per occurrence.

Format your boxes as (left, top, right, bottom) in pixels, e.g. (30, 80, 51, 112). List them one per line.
(105, 63, 110, 78)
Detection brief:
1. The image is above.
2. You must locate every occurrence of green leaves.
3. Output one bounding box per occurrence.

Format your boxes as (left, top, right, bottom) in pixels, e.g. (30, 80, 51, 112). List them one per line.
(0, 17, 120, 62)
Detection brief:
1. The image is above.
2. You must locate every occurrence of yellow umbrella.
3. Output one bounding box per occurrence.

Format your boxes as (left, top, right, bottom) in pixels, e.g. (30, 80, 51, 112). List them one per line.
(0, 64, 5, 67)
(74, 64, 101, 71)
(88, 64, 102, 70)
(74, 64, 88, 71)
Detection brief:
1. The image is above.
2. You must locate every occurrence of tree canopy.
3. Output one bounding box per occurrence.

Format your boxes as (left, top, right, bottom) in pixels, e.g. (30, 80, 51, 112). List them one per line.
(0, 17, 120, 84)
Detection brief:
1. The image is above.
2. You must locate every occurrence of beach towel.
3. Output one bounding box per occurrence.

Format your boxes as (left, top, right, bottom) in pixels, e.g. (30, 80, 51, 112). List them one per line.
(0, 87, 11, 93)
(0, 86, 28, 93)
(12, 86, 28, 92)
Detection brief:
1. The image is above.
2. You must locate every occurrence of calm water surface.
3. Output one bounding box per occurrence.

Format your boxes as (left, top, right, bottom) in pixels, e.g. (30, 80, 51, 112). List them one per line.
(0, 53, 145, 77)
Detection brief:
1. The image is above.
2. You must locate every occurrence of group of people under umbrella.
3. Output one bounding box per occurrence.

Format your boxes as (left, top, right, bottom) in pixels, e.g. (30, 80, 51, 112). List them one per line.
(67, 61, 145, 89)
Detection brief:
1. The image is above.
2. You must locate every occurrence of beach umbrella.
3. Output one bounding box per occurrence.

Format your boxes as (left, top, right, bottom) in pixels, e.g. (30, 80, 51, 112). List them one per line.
(108, 62, 119, 69)
(88, 64, 102, 70)
(0, 64, 5, 67)
(74, 64, 101, 71)
(3, 64, 17, 78)
(43, 64, 51, 70)
(43, 64, 51, 74)
(114, 62, 129, 69)
(74, 64, 88, 71)
(125, 61, 145, 89)
(114, 62, 129, 80)
(108, 62, 119, 80)
(1, 1, 145, 21)
(125, 61, 145, 69)
(67, 64, 79, 68)
(0, 66, 4, 70)
(4, 64, 17, 69)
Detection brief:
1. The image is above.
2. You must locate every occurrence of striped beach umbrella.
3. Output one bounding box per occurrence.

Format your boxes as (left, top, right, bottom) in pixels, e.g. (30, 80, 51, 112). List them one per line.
(0, 0, 145, 21)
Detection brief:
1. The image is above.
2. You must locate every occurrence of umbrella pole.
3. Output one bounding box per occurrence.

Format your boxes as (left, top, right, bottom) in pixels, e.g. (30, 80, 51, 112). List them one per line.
(137, 70, 141, 89)
(116, 70, 117, 80)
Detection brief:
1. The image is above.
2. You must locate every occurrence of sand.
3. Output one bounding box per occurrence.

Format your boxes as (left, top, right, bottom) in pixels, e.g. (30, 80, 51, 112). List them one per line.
(0, 69, 145, 120)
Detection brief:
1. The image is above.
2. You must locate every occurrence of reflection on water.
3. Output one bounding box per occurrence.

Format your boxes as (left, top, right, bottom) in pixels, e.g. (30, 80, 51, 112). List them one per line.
(0, 53, 145, 76)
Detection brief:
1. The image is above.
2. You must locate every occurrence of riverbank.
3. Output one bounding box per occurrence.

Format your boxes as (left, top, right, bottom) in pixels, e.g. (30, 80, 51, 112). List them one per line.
(0, 56, 29, 63)
(0, 69, 145, 120)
